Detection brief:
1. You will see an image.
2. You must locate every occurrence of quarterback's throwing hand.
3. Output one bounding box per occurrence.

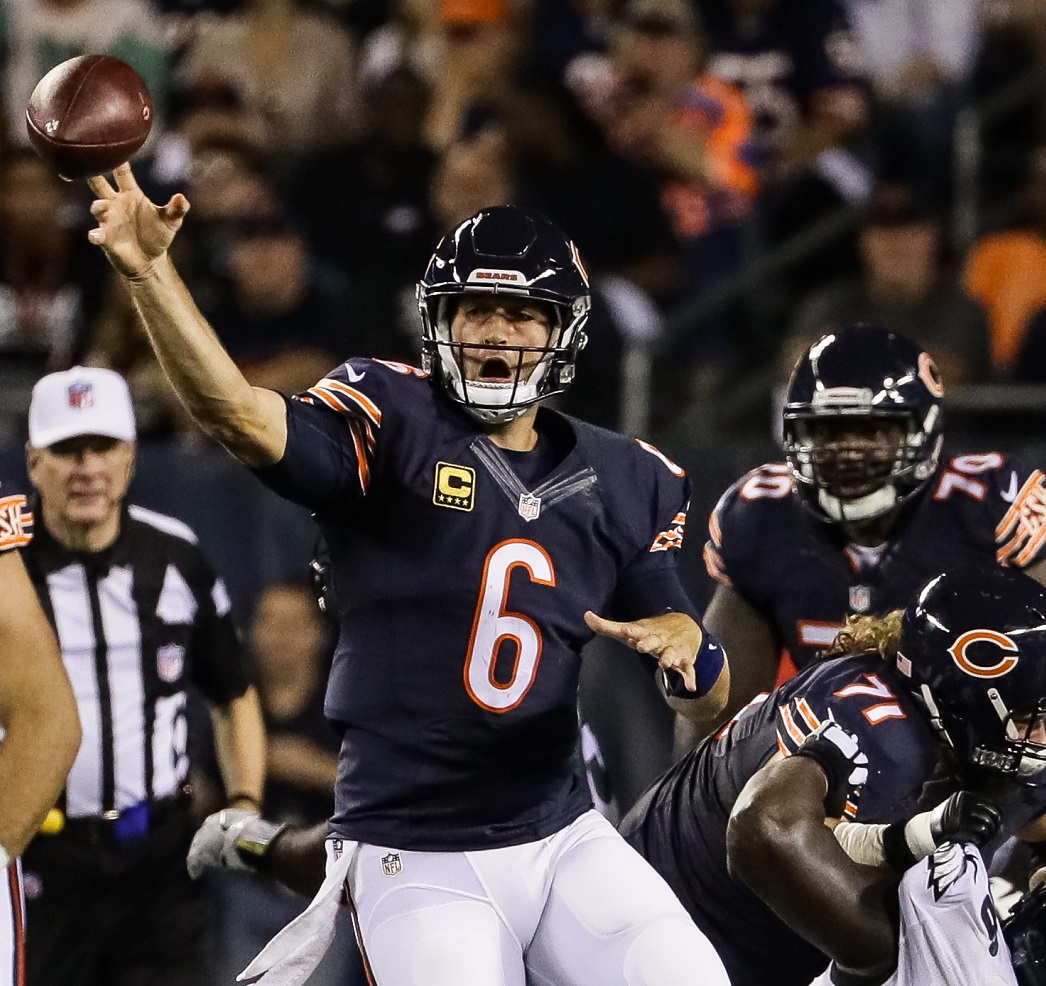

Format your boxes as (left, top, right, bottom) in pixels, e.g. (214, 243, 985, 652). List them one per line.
(186, 808, 285, 880)
(86, 163, 189, 279)
(584, 610, 702, 691)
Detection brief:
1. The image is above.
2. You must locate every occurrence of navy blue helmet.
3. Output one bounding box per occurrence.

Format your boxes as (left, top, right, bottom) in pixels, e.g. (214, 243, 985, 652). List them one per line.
(417, 206, 591, 425)
(897, 567, 1046, 788)
(783, 324, 944, 523)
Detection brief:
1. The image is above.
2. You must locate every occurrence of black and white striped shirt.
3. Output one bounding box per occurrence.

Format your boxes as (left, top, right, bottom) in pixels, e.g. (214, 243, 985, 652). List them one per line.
(23, 502, 249, 818)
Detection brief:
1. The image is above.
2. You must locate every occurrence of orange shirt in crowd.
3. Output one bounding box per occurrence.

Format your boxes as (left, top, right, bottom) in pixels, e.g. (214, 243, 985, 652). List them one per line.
(963, 231, 1046, 372)
(661, 75, 759, 240)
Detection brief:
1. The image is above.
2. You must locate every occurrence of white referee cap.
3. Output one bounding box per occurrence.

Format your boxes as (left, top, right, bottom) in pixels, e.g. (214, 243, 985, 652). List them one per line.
(28, 366, 137, 448)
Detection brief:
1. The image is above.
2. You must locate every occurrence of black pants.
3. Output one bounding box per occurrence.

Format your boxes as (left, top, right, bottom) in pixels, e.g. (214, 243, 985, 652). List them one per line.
(22, 810, 211, 986)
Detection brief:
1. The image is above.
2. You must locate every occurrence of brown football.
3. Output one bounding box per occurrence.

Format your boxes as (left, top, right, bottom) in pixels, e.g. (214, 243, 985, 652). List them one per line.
(25, 55, 153, 181)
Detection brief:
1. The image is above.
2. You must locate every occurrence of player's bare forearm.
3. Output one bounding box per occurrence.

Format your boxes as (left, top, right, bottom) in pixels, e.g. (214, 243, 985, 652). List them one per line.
(210, 687, 267, 808)
(705, 584, 780, 720)
(0, 554, 81, 857)
(87, 164, 286, 465)
(270, 822, 330, 897)
(727, 756, 898, 980)
(127, 257, 288, 465)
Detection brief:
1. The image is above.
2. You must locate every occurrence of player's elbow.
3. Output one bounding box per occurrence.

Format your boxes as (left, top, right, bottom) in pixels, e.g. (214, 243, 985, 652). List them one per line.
(726, 793, 793, 889)
(47, 680, 82, 777)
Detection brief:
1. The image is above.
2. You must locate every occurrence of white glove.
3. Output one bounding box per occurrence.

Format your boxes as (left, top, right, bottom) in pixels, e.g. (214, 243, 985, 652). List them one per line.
(186, 808, 285, 880)
(793, 719, 870, 816)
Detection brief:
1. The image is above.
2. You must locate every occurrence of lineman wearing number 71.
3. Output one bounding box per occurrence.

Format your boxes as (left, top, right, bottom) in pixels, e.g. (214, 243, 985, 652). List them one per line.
(85, 162, 732, 986)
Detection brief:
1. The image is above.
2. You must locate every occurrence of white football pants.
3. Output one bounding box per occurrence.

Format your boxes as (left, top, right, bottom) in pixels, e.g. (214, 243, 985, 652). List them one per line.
(344, 809, 727, 986)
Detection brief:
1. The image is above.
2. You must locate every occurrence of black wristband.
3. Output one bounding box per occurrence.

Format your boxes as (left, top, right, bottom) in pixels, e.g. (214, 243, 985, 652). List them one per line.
(1030, 841, 1046, 870)
(882, 821, 918, 873)
(792, 741, 850, 817)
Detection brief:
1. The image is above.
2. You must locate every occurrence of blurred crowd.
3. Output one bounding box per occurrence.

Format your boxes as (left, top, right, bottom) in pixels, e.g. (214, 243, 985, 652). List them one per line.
(1, 0, 1045, 444)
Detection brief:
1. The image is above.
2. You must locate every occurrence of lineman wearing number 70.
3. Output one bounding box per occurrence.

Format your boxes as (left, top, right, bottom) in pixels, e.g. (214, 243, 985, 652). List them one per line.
(85, 162, 732, 986)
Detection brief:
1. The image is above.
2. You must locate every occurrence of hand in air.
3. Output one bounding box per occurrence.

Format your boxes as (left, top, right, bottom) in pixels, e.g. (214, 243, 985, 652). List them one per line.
(584, 610, 702, 691)
(87, 162, 189, 279)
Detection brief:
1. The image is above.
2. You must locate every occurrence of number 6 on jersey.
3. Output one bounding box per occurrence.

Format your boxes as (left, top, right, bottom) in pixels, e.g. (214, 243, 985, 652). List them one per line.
(465, 539, 555, 712)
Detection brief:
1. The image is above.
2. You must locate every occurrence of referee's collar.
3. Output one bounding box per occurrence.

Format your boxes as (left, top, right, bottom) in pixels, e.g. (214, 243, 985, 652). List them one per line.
(27, 494, 132, 572)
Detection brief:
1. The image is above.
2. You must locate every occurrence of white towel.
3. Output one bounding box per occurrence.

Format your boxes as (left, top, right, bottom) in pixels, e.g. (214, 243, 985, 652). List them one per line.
(237, 843, 355, 985)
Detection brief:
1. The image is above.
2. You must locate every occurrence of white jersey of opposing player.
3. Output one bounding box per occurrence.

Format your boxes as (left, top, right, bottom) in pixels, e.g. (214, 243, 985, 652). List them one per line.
(810, 842, 1018, 986)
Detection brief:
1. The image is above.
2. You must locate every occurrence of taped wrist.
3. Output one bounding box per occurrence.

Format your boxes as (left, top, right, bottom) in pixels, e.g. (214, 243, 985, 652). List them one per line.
(662, 631, 726, 698)
(834, 822, 889, 866)
(882, 810, 937, 873)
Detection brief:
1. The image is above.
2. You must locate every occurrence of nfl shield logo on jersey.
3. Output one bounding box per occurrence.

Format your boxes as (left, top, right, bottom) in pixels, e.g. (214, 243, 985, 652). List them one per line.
(156, 644, 185, 683)
(849, 585, 871, 613)
(381, 852, 402, 877)
(517, 493, 541, 522)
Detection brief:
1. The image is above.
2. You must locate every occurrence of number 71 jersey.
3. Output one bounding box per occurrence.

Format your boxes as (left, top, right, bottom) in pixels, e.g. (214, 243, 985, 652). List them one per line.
(705, 452, 1046, 670)
(265, 359, 695, 851)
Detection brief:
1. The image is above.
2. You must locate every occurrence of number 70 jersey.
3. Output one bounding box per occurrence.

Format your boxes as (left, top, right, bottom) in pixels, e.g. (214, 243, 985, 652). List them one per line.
(704, 452, 1046, 671)
(258, 359, 695, 851)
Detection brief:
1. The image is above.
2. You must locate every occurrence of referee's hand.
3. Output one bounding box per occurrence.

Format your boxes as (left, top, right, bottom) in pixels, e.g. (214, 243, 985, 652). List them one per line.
(186, 809, 284, 879)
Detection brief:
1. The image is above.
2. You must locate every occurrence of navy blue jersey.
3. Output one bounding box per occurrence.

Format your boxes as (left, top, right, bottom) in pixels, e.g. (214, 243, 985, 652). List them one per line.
(621, 652, 939, 986)
(699, 0, 862, 150)
(705, 454, 1046, 671)
(254, 358, 696, 851)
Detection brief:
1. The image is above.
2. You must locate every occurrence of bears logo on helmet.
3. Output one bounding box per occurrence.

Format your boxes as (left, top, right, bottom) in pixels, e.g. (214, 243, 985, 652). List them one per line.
(783, 323, 944, 524)
(896, 567, 1046, 788)
(416, 206, 591, 425)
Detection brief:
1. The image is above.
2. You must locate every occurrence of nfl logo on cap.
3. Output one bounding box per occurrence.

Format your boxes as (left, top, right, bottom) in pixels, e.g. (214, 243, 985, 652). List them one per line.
(67, 381, 94, 409)
(28, 366, 136, 449)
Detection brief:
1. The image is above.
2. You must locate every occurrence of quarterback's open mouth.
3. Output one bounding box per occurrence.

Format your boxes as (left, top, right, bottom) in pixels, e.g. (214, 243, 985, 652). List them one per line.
(478, 358, 513, 382)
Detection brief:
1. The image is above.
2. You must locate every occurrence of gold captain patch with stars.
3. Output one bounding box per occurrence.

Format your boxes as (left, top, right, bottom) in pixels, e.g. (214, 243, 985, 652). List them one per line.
(433, 462, 475, 511)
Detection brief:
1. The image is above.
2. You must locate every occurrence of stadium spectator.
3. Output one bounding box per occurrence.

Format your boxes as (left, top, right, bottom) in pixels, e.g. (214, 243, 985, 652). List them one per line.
(590, 0, 758, 374)
(177, 0, 361, 156)
(0, 150, 110, 441)
(0, 0, 168, 153)
(357, 0, 446, 86)
(423, 0, 522, 150)
(841, 0, 980, 208)
(283, 68, 438, 366)
(786, 187, 990, 386)
(198, 200, 350, 396)
(964, 146, 1046, 376)
(698, 0, 868, 180)
(697, 0, 870, 309)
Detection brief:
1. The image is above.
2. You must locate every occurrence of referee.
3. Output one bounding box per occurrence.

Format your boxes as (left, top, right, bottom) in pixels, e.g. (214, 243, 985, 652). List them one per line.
(19, 366, 266, 986)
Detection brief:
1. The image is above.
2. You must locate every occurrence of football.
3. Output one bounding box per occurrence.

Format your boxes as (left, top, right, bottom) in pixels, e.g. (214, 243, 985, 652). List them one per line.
(25, 55, 153, 181)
